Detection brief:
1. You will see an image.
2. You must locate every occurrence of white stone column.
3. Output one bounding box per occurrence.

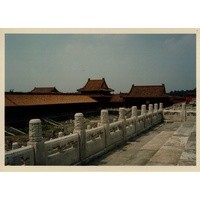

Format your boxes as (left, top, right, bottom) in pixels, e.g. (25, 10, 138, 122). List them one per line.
(154, 103, 158, 112)
(159, 103, 163, 110)
(153, 103, 159, 124)
(118, 107, 126, 121)
(148, 104, 153, 113)
(73, 113, 86, 161)
(118, 108, 127, 141)
(101, 109, 109, 124)
(148, 104, 153, 125)
(101, 110, 109, 147)
(131, 106, 138, 133)
(158, 103, 164, 122)
(141, 105, 146, 116)
(27, 119, 46, 165)
(181, 103, 186, 121)
(141, 104, 146, 129)
(131, 106, 137, 118)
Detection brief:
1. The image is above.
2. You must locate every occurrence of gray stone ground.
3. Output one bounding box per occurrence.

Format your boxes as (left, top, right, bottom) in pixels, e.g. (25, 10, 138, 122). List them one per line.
(86, 121, 196, 166)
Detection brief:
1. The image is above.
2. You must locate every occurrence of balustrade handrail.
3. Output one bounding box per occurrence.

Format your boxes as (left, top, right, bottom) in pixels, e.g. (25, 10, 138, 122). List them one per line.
(5, 102, 196, 166)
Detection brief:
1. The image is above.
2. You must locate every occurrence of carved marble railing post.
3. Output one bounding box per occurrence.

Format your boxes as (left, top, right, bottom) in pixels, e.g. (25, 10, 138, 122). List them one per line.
(158, 103, 163, 122)
(131, 106, 138, 133)
(141, 105, 146, 116)
(73, 113, 85, 161)
(12, 142, 19, 150)
(58, 132, 64, 137)
(101, 110, 109, 147)
(118, 108, 127, 141)
(148, 104, 153, 113)
(154, 103, 158, 123)
(141, 105, 146, 128)
(131, 106, 137, 118)
(148, 104, 153, 125)
(154, 103, 158, 112)
(181, 103, 186, 121)
(159, 103, 163, 110)
(27, 119, 46, 165)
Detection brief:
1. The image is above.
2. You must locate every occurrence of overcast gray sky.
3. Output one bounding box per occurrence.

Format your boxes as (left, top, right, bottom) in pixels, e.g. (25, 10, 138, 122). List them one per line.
(5, 34, 196, 93)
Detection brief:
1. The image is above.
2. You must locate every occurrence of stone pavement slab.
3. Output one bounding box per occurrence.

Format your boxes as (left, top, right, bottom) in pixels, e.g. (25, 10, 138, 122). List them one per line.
(146, 146, 183, 165)
(164, 136, 188, 149)
(124, 150, 157, 165)
(141, 131, 173, 151)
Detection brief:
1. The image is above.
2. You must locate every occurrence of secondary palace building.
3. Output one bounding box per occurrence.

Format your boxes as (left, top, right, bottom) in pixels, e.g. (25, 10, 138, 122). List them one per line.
(123, 84, 172, 109)
(77, 78, 114, 109)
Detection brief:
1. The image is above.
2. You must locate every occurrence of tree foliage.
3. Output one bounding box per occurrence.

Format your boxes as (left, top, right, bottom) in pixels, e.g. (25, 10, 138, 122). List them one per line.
(168, 88, 196, 97)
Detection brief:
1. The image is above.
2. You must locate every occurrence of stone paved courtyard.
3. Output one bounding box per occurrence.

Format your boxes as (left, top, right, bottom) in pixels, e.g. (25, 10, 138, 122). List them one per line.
(85, 121, 196, 166)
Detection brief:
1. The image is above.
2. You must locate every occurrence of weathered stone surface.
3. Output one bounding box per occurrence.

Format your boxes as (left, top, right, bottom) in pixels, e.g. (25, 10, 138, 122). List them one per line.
(164, 136, 188, 149)
(125, 150, 157, 165)
(179, 150, 196, 162)
(178, 160, 196, 166)
(147, 146, 182, 165)
(141, 131, 173, 151)
(188, 132, 196, 142)
(185, 141, 196, 150)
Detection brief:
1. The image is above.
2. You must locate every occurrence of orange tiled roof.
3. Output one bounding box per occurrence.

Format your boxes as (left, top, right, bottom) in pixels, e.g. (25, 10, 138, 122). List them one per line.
(126, 84, 168, 98)
(77, 78, 114, 92)
(30, 87, 61, 93)
(110, 94, 124, 103)
(5, 93, 97, 107)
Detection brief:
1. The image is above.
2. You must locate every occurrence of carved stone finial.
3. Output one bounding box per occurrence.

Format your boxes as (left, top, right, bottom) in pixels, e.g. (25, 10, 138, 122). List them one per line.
(74, 113, 84, 131)
(148, 104, 153, 113)
(29, 119, 43, 142)
(58, 132, 64, 137)
(12, 142, 19, 150)
(154, 103, 158, 111)
(101, 110, 109, 124)
(119, 108, 126, 120)
(131, 106, 137, 117)
(141, 105, 146, 115)
(159, 103, 163, 110)
(87, 125, 91, 129)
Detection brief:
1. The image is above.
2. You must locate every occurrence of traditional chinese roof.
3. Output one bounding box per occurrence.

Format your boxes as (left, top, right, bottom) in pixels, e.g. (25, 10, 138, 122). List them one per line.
(125, 84, 169, 98)
(5, 93, 97, 107)
(109, 94, 125, 103)
(30, 87, 61, 93)
(77, 78, 114, 93)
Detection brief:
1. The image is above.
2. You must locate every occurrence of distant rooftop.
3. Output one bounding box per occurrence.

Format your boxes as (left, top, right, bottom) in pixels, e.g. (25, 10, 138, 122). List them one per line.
(109, 94, 125, 103)
(126, 84, 169, 98)
(77, 78, 114, 93)
(5, 93, 97, 107)
(30, 87, 61, 93)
